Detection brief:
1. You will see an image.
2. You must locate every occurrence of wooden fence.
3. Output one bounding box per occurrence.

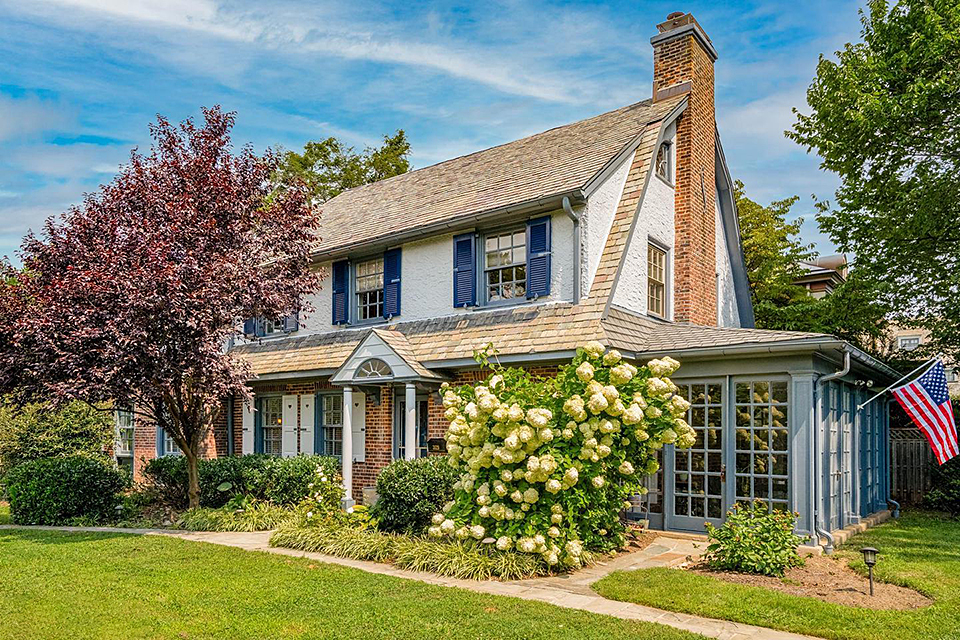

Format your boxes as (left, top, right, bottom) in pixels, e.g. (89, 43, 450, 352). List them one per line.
(890, 428, 934, 504)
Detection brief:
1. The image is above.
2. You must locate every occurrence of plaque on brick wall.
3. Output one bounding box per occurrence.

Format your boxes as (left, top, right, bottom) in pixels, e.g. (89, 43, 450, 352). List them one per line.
(428, 438, 447, 454)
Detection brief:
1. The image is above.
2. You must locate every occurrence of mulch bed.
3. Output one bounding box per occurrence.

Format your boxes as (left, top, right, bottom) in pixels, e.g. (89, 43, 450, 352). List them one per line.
(688, 554, 932, 610)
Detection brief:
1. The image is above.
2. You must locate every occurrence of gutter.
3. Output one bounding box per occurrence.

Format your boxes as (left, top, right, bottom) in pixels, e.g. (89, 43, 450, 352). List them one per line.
(814, 349, 850, 554)
(562, 196, 582, 303)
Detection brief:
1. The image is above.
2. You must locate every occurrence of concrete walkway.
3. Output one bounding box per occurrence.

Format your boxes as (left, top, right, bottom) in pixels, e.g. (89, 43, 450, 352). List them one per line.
(2, 524, 817, 640)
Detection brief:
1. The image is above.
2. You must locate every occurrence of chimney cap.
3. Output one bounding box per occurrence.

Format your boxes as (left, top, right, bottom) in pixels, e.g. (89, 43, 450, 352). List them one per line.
(652, 12, 718, 61)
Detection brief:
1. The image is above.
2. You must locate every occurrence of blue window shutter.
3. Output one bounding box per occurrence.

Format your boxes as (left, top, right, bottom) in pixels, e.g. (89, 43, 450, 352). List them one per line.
(242, 318, 256, 337)
(332, 260, 349, 325)
(383, 248, 402, 318)
(453, 233, 476, 307)
(254, 398, 263, 454)
(282, 310, 299, 333)
(156, 426, 164, 456)
(526, 216, 551, 298)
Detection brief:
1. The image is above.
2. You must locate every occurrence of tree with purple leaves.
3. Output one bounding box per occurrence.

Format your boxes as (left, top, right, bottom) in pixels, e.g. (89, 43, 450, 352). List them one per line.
(0, 107, 319, 509)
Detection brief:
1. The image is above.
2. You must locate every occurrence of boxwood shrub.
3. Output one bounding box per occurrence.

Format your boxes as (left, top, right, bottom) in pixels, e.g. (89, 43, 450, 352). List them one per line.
(6, 455, 129, 525)
(142, 454, 340, 509)
(370, 456, 458, 534)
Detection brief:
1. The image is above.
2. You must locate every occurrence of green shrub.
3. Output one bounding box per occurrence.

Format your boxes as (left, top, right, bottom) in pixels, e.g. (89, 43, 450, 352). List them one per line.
(6, 455, 129, 525)
(703, 501, 804, 577)
(371, 456, 458, 534)
(0, 400, 113, 480)
(141, 454, 340, 509)
(270, 521, 549, 580)
(925, 456, 960, 517)
(177, 500, 294, 532)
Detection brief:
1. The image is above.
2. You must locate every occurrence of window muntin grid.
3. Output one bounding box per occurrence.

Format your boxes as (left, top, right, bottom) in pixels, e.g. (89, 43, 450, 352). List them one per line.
(261, 396, 283, 456)
(322, 394, 343, 459)
(648, 244, 666, 318)
(356, 358, 392, 379)
(355, 257, 384, 321)
(734, 381, 789, 512)
(484, 229, 526, 302)
(163, 430, 181, 456)
(115, 408, 134, 457)
(674, 383, 724, 520)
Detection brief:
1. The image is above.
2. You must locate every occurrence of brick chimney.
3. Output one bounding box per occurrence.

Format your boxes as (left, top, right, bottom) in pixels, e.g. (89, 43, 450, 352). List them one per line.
(652, 12, 718, 325)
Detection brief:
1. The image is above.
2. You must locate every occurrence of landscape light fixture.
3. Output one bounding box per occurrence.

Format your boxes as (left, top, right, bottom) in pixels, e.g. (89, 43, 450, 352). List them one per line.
(860, 547, 878, 596)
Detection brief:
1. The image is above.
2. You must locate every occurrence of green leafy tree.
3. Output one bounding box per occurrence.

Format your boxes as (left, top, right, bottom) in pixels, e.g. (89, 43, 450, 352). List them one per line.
(735, 182, 891, 353)
(277, 130, 411, 203)
(789, 0, 960, 360)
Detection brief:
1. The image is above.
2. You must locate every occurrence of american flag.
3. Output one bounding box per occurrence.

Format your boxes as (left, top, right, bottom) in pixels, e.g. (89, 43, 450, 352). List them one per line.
(892, 360, 959, 465)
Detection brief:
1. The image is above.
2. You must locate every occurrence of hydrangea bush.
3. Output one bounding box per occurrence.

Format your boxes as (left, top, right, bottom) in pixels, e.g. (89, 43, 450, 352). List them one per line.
(428, 341, 694, 568)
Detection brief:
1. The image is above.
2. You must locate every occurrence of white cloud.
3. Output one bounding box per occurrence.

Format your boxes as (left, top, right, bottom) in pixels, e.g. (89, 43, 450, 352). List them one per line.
(0, 93, 73, 142)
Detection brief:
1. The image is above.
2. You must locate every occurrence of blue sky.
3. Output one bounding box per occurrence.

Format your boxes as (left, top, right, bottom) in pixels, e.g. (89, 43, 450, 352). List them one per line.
(0, 0, 866, 262)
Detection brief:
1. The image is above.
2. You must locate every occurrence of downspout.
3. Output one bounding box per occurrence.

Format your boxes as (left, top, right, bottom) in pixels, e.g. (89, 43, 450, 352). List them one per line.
(815, 349, 850, 554)
(562, 196, 581, 303)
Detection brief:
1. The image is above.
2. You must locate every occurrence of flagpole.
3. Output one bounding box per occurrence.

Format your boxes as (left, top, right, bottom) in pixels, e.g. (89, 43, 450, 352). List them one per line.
(856, 357, 940, 411)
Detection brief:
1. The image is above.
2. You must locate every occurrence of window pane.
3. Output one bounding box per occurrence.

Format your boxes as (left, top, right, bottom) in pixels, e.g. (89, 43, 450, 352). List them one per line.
(483, 229, 527, 301)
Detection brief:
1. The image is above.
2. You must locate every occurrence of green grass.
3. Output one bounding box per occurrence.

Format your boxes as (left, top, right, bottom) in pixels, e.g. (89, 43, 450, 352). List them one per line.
(0, 503, 9, 525)
(593, 510, 960, 640)
(0, 529, 701, 640)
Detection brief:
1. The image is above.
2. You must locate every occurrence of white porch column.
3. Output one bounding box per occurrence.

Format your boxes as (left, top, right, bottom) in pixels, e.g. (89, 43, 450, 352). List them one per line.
(341, 386, 355, 507)
(405, 382, 417, 460)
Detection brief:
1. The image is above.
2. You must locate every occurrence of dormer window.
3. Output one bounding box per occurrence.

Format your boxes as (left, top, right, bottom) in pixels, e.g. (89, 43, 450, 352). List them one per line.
(655, 141, 672, 183)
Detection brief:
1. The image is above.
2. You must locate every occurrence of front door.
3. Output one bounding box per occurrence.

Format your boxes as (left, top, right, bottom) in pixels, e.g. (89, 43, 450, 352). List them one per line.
(393, 396, 428, 459)
(666, 382, 727, 531)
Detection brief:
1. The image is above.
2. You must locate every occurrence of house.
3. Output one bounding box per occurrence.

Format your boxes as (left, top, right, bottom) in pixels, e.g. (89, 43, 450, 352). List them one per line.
(124, 12, 897, 551)
(795, 254, 848, 299)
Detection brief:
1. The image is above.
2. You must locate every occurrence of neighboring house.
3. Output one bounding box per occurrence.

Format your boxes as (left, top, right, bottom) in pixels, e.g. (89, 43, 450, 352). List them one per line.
(888, 326, 960, 394)
(128, 12, 896, 549)
(795, 254, 848, 299)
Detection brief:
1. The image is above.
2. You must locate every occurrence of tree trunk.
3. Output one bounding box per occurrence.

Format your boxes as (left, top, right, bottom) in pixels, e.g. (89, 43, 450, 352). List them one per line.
(185, 448, 201, 510)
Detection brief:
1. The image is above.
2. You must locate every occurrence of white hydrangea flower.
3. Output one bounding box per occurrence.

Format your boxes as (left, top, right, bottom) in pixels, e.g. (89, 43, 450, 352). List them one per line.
(518, 425, 535, 443)
(478, 506, 490, 518)
(539, 427, 554, 442)
(575, 361, 595, 383)
(464, 402, 479, 420)
(622, 403, 644, 425)
(432, 513, 445, 525)
(470, 525, 485, 539)
(510, 490, 524, 503)
(591, 475, 606, 488)
(500, 469, 513, 482)
(582, 341, 606, 358)
(562, 427, 574, 439)
(603, 349, 622, 366)
(606, 399, 625, 417)
(609, 364, 634, 385)
(645, 406, 663, 419)
(563, 395, 587, 420)
(518, 537, 537, 553)
(428, 525, 441, 537)
(489, 374, 504, 389)
(597, 444, 611, 458)
(523, 487, 540, 504)
(661, 428, 678, 444)
(551, 513, 563, 524)
(565, 539, 583, 557)
(494, 483, 508, 497)
(545, 478, 562, 494)
(563, 467, 579, 485)
(602, 385, 619, 402)
(587, 393, 609, 414)
(504, 434, 521, 450)
(442, 391, 461, 409)
(507, 404, 525, 422)
(669, 394, 692, 415)
(495, 536, 512, 551)
(547, 526, 561, 539)
(440, 519, 455, 534)
(618, 460, 635, 475)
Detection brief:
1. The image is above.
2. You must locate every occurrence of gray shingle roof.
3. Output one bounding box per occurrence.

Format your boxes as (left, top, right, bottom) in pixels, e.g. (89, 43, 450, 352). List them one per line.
(312, 96, 684, 256)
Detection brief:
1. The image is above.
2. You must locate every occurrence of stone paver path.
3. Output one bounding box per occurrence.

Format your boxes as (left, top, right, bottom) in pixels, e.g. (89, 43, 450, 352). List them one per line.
(2, 524, 817, 640)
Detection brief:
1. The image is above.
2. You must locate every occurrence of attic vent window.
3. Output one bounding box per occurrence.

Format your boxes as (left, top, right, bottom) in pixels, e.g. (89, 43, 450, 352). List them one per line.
(655, 141, 672, 183)
(356, 358, 393, 379)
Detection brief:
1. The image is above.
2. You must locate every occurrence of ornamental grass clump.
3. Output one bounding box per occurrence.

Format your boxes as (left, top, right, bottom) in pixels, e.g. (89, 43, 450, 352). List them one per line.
(429, 341, 694, 569)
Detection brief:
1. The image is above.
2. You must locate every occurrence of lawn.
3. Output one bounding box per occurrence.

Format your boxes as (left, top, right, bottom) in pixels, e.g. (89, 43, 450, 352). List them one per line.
(593, 511, 960, 640)
(0, 502, 9, 525)
(0, 529, 702, 640)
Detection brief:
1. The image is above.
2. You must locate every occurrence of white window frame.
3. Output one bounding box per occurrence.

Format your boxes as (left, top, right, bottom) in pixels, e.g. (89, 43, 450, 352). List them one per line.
(655, 141, 673, 184)
(320, 394, 343, 460)
(354, 257, 385, 322)
(482, 226, 527, 305)
(260, 395, 283, 457)
(163, 429, 182, 457)
(647, 241, 669, 319)
(898, 335, 922, 351)
(115, 408, 135, 459)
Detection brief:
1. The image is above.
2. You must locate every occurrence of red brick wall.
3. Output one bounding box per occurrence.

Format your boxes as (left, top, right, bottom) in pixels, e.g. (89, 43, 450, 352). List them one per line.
(653, 17, 718, 326)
